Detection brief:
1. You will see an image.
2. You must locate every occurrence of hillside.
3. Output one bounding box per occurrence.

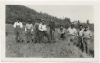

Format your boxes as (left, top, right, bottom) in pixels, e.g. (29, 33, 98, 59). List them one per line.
(6, 5, 71, 28)
(6, 5, 94, 30)
(6, 24, 93, 58)
(6, 5, 94, 58)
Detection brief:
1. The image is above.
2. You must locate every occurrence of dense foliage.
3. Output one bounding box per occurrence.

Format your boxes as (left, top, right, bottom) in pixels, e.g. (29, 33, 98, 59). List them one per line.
(6, 5, 94, 30)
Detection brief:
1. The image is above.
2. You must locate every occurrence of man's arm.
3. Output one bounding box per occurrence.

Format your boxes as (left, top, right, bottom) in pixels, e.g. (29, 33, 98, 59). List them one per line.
(89, 31, 92, 38)
(53, 22, 55, 31)
(75, 29, 78, 36)
(20, 22, 23, 29)
(25, 24, 27, 32)
(13, 22, 16, 28)
(31, 24, 33, 32)
(44, 25, 47, 31)
(62, 28, 65, 33)
(67, 28, 69, 35)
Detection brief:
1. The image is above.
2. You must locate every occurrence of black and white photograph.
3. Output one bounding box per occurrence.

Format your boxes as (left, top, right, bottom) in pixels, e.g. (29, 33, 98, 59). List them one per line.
(0, 1, 99, 62)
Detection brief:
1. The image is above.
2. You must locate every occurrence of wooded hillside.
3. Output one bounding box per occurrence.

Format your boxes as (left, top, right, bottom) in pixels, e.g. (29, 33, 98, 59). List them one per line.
(6, 5, 94, 30)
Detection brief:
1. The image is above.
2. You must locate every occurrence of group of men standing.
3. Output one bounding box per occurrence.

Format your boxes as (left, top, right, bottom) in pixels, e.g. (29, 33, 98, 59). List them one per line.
(13, 18, 92, 55)
(67, 24, 92, 54)
(13, 18, 55, 43)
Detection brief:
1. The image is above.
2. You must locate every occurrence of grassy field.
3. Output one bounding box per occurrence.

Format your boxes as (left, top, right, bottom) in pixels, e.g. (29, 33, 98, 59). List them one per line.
(6, 24, 94, 58)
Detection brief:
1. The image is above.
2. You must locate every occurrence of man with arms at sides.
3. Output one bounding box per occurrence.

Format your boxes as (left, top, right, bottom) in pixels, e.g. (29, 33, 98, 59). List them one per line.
(82, 25, 92, 55)
(49, 19, 55, 42)
(33, 18, 41, 43)
(78, 25, 84, 52)
(13, 18, 23, 42)
(58, 25, 66, 40)
(67, 24, 77, 44)
(25, 19, 33, 43)
(38, 19, 50, 43)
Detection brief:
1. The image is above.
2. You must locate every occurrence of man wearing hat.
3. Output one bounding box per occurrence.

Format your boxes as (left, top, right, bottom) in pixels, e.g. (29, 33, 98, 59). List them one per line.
(78, 25, 84, 51)
(82, 25, 92, 54)
(67, 24, 77, 43)
(58, 25, 66, 40)
(49, 19, 55, 42)
(13, 18, 23, 42)
(38, 19, 50, 43)
(33, 18, 41, 43)
(25, 19, 33, 43)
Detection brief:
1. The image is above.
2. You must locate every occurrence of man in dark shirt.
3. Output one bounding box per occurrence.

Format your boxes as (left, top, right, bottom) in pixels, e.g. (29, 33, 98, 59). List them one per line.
(49, 19, 55, 42)
(34, 19, 40, 43)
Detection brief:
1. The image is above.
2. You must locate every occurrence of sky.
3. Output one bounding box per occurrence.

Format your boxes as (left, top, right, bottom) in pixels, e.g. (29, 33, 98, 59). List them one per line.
(26, 5, 94, 23)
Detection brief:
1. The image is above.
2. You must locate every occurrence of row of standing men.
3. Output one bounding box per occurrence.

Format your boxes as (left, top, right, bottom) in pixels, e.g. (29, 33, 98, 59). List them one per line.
(13, 18, 92, 55)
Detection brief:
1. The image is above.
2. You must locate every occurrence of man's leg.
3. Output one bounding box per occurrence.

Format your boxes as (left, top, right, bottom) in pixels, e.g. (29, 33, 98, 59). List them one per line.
(19, 30, 23, 42)
(26, 30, 29, 43)
(18, 31, 21, 42)
(83, 38, 87, 53)
(83, 41, 86, 53)
(17, 29, 21, 42)
(70, 36, 73, 42)
(68, 35, 73, 44)
(39, 31, 43, 43)
(79, 36, 84, 52)
(27, 30, 31, 43)
(60, 33, 63, 39)
(34, 31, 37, 43)
(44, 31, 50, 43)
(86, 39, 90, 55)
(16, 31, 18, 42)
(78, 36, 82, 48)
(29, 30, 32, 42)
(36, 32, 39, 43)
(61, 33, 65, 39)
(50, 30, 52, 41)
(52, 30, 55, 41)
(38, 31, 41, 43)
(33, 30, 37, 43)
(68, 35, 71, 42)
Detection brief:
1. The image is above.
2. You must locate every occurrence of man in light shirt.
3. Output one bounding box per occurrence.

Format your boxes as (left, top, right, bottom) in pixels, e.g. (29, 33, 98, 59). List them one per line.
(67, 24, 77, 42)
(83, 25, 92, 54)
(25, 19, 33, 43)
(13, 18, 23, 42)
(78, 25, 84, 51)
(38, 19, 50, 43)
(58, 25, 65, 40)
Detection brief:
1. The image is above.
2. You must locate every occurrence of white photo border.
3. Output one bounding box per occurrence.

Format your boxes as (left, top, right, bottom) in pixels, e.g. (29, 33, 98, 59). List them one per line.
(0, 1, 99, 62)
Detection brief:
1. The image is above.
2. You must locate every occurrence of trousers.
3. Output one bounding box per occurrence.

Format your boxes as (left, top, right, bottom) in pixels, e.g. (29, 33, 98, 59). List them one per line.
(68, 35, 75, 42)
(26, 29, 32, 42)
(83, 37, 90, 54)
(39, 31, 50, 43)
(78, 36, 84, 51)
(50, 29, 55, 41)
